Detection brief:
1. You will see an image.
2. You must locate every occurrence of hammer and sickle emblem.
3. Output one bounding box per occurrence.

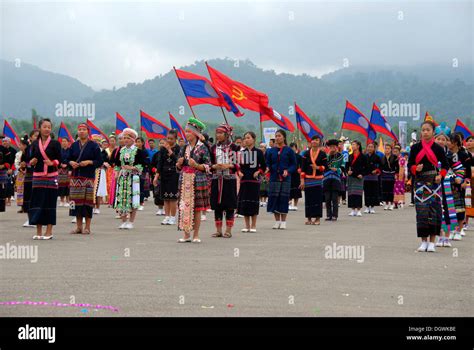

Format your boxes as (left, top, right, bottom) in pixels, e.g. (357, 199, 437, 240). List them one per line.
(231, 86, 247, 101)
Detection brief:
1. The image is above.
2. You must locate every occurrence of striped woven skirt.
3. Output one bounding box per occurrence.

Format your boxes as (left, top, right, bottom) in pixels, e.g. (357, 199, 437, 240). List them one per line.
(28, 175, 58, 225)
(304, 178, 323, 218)
(69, 176, 95, 218)
(347, 176, 364, 208)
(15, 170, 25, 207)
(267, 180, 291, 214)
(414, 170, 442, 237)
(58, 167, 70, 197)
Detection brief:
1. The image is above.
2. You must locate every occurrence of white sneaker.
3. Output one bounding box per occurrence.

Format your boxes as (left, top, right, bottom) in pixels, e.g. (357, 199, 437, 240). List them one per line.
(444, 239, 452, 247)
(364, 207, 370, 214)
(384, 204, 389, 210)
(356, 210, 362, 217)
(23, 220, 35, 228)
(168, 216, 176, 225)
(449, 231, 455, 240)
(436, 238, 444, 247)
(417, 241, 428, 252)
(427, 242, 436, 252)
(71, 217, 77, 223)
(369, 207, 376, 214)
(161, 216, 170, 225)
(155, 210, 161, 216)
(460, 228, 466, 236)
(93, 208, 100, 214)
(138, 205, 144, 211)
(388, 204, 394, 210)
(288, 205, 295, 211)
(293, 206, 298, 211)
(119, 222, 127, 229)
(279, 221, 286, 229)
(125, 222, 134, 229)
(348, 210, 355, 217)
(272, 221, 281, 229)
(453, 232, 462, 241)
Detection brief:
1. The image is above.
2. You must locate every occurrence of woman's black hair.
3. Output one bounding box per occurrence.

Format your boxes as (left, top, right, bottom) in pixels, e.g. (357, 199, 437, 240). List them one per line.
(466, 135, 474, 142)
(311, 135, 321, 141)
(421, 120, 436, 131)
(275, 129, 287, 145)
(29, 129, 39, 138)
(38, 118, 52, 128)
(243, 131, 256, 140)
(352, 140, 363, 152)
(449, 133, 463, 148)
(168, 129, 178, 138)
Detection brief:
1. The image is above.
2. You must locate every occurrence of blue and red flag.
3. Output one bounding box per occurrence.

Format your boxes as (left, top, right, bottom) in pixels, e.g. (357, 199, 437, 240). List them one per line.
(260, 106, 295, 132)
(86, 119, 109, 141)
(116, 112, 130, 135)
(342, 100, 372, 139)
(58, 121, 74, 143)
(168, 112, 186, 140)
(454, 119, 473, 139)
(140, 110, 169, 139)
(294, 103, 324, 141)
(2, 120, 20, 147)
(370, 103, 398, 142)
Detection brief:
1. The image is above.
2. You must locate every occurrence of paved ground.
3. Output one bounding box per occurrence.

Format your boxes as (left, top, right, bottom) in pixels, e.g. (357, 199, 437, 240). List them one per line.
(0, 196, 472, 317)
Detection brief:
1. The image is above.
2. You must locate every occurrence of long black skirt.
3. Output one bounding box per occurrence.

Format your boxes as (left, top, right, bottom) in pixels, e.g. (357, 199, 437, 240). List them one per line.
(304, 178, 323, 218)
(363, 175, 380, 207)
(159, 170, 179, 201)
(22, 169, 33, 212)
(28, 176, 58, 225)
(381, 173, 395, 202)
(347, 176, 364, 208)
(211, 177, 237, 210)
(290, 171, 302, 199)
(237, 179, 260, 216)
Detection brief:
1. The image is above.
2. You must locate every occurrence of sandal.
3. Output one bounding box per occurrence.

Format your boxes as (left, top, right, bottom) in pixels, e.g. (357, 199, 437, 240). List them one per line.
(212, 232, 223, 238)
(42, 235, 53, 240)
(223, 232, 232, 238)
(70, 228, 82, 234)
(83, 229, 91, 235)
(192, 238, 201, 243)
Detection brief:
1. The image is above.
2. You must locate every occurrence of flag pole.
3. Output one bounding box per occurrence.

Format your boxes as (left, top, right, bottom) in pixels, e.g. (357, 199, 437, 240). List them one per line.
(173, 66, 199, 120)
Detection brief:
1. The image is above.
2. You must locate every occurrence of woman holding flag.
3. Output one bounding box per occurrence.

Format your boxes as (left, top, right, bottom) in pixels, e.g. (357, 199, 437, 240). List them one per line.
(28, 118, 62, 240)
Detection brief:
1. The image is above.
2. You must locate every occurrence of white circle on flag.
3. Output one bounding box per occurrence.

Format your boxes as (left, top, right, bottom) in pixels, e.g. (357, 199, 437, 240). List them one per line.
(358, 116, 369, 129)
(301, 120, 312, 134)
(385, 122, 392, 132)
(152, 124, 164, 134)
(204, 82, 219, 98)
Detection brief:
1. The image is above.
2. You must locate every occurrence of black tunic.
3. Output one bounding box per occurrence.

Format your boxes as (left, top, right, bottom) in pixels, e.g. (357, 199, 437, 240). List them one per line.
(155, 144, 181, 200)
(237, 147, 266, 216)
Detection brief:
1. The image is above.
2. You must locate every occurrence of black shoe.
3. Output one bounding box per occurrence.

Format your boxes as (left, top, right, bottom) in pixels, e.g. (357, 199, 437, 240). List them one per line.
(325, 217, 332, 221)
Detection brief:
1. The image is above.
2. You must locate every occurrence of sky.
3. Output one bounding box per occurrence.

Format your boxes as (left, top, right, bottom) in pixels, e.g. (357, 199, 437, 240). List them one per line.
(1, 0, 472, 90)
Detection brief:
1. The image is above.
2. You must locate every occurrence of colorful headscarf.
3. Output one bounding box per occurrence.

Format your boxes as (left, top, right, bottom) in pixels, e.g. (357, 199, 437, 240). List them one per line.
(77, 122, 89, 131)
(185, 117, 206, 139)
(122, 128, 138, 140)
(216, 123, 233, 138)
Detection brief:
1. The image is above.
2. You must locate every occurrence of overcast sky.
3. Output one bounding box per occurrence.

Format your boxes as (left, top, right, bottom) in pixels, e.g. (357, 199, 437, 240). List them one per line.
(1, 0, 472, 90)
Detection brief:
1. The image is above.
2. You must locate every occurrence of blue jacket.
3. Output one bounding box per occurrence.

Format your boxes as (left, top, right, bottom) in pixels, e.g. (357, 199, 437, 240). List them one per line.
(265, 146, 297, 182)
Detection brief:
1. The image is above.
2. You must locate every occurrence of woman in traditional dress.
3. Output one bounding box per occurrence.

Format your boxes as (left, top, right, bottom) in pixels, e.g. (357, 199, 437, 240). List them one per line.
(464, 135, 474, 228)
(408, 120, 449, 252)
(14, 138, 28, 212)
(28, 118, 61, 240)
(114, 128, 146, 229)
(21, 129, 39, 227)
(92, 136, 108, 214)
(363, 142, 381, 214)
(210, 123, 240, 238)
(58, 137, 71, 207)
(135, 137, 150, 211)
(347, 140, 367, 217)
(109, 134, 123, 210)
(153, 129, 181, 225)
(237, 131, 266, 232)
(0, 142, 11, 213)
(323, 139, 345, 221)
(152, 139, 166, 216)
(393, 145, 407, 208)
(104, 134, 117, 207)
(266, 129, 297, 230)
(289, 142, 302, 211)
(380, 143, 399, 210)
(1, 137, 16, 207)
(176, 118, 212, 243)
(68, 123, 103, 235)
(300, 135, 327, 225)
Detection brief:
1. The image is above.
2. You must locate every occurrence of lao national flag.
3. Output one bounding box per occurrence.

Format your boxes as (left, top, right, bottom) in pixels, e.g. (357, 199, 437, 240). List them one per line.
(140, 110, 169, 139)
(260, 106, 295, 132)
(58, 121, 74, 143)
(295, 103, 324, 141)
(168, 112, 186, 140)
(370, 103, 398, 142)
(206, 63, 270, 113)
(454, 119, 473, 139)
(174, 68, 226, 108)
(86, 119, 109, 141)
(342, 100, 372, 138)
(116, 112, 130, 135)
(2, 120, 20, 147)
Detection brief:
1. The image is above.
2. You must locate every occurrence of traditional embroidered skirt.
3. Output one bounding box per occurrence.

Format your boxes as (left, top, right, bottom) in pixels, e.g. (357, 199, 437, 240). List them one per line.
(347, 176, 364, 208)
(95, 168, 108, 198)
(451, 181, 466, 221)
(414, 170, 442, 237)
(159, 169, 179, 201)
(381, 172, 396, 202)
(441, 175, 457, 233)
(290, 171, 302, 200)
(58, 167, 70, 197)
(394, 177, 406, 203)
(15, 170, 25, 207)
(0, 169, 6, 212)
(108, 168, 116, 206)
(69, 176, 95, 218)
(466, 171, 474, 218)
(363, 174, 380, 207)
(28, 175, 58, 225)
(304, 177, 323, 218)
(237, 179, 260, 216)
(211, 175, 237, 211)
(267, 180, 291, 214)
(22, 169, 33, 213)
(114, 172, 141, 215)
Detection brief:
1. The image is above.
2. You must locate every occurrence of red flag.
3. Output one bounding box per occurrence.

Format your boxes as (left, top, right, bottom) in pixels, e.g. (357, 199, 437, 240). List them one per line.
(206, 64, 270, 112)
(86, 120, 109, 142)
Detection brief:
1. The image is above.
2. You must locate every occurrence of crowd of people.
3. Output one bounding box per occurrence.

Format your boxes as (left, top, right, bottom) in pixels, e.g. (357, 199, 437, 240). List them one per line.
(0, 117, 472, 252)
